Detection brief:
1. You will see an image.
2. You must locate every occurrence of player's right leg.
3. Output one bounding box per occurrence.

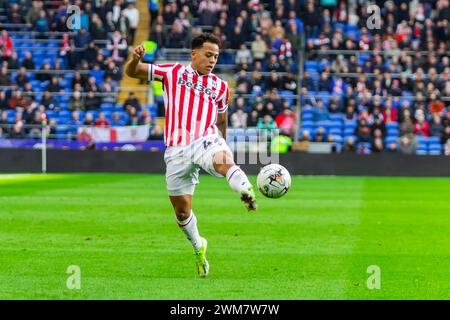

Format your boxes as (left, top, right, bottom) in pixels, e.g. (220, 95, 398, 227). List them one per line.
(165, 147, 208, 277)
(169, 195, 209, 277)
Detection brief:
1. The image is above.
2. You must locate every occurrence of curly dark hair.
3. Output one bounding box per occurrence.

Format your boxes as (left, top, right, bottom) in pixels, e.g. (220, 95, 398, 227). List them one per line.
(191, 33, 221, 50)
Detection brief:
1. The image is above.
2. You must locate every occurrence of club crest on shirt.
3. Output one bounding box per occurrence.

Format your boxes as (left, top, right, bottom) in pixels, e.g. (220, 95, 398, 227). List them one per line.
(177, 77, 218, 100)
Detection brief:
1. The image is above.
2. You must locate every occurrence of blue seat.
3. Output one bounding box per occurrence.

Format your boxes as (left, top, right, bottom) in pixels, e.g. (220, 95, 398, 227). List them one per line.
(387, 129, 399, 136)
(416, 149, 427, 155)
(428, 144, 442, 152)
(416, 136, 428, 144)
(344, 128, 355, 136)
(100, 103, 114, 111)
(329, 114, 343, 122)
(344, 135, 358, 143)
(329, 128, 342, 136)
(385, 136, 398, 145)
(344, 120, 357, 128)
(316, 120, 333, 129)
(246, 128, 258, 137)
(386, 122, 399, 129)
(428, 136, 440, 144)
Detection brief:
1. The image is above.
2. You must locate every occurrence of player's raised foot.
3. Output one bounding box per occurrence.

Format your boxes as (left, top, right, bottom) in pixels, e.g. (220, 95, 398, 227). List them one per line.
(194, 237, 209, 278)
(240, 186, 257, 212)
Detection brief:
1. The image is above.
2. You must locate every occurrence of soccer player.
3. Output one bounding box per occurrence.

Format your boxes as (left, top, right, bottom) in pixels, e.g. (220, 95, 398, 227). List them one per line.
(125, 33, 257, 277)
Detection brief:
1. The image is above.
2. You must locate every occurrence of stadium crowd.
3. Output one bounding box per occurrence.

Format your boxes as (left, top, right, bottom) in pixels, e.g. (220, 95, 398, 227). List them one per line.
(0, 0, 165, 141)
(148, 0, 449, 155)
(0, 0, 449, 155)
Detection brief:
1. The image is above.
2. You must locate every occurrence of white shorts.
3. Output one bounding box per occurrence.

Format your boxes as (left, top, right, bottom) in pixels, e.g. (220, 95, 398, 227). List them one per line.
(164, 134, 233, 196)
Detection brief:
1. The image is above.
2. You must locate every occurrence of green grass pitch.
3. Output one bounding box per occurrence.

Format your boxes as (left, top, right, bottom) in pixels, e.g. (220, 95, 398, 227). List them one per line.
(0, 173, 449, 300)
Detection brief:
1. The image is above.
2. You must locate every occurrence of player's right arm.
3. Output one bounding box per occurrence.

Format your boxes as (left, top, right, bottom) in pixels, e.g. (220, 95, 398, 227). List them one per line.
(125, 44, 149, 80)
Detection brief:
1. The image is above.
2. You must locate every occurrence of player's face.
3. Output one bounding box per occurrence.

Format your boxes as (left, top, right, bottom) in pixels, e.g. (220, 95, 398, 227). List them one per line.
(192, 42, 219, 75)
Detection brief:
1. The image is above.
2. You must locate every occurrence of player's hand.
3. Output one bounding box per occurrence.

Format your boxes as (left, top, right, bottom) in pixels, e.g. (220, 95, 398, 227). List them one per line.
(132, 45, 145, 61)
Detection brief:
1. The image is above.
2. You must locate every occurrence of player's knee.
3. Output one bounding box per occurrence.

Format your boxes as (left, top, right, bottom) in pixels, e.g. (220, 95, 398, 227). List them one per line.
(174, 208, 191, 221)
(213, 151, 235, 175)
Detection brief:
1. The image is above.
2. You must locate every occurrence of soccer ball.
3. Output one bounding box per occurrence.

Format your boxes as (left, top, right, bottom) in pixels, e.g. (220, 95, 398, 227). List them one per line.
(257, 164, 291, 199)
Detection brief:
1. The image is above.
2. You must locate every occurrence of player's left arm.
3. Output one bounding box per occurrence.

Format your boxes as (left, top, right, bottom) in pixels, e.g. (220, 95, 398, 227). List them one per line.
(216, 82, 230, 138)
(217, 110, 227, 139)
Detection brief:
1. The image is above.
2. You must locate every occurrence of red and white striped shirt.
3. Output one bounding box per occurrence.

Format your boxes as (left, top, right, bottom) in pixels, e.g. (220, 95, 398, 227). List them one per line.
(148, 63, 229, 146)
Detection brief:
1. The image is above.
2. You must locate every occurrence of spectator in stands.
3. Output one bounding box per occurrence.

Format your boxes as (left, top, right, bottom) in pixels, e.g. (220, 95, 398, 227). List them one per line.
(69, 111, 83, 128)
(442, 125, 450, 145)
(267, 55, 284, 72)
(312, 99, 329, 122)
(45, 76, 62, 93)
(198, 0, 220, 26)
(21, 52, 35, 70)
(231, 108, 247, 129)
(77, 127, 94, 147)
(15, 67, 30, 88)
(235, 44, 253, 67)
(266, 72, 282, 92)
(275, 106, 296, 138)
(116, 11, 131, 39)
(138, 109, 152, 126)
(39, 91, 58, 111)
(101, 76, 118, 103)
(343, 137, 356, 152)
(257, 115, 277, 131)
(318, 72, 332, 92)
(149, 125, 164, 140)
(167, 19, 188, 48)
(124, 92, 141, 112)
(0, 67, 11, 86)
(0, 110, 9, 137)
(414, 112, 430, 137)
(95, 113, 110, 127)
(10, 121, 25, 139)
(398, 133, 418, 154)
(0, 30, 13, 61)
(36, 63, 52, 82)
(107, 31, 128, 63)
(0, 91, 8, 110)
(69, 91, 85, 111)
(445, 139, 450, 156)
(430, 114, 444, 138)
(83, 113, 95, 126)
(7, 3, 24, 24)
(314, 127, 327, 142)
(85, 91, 101, 111)
(111, 112, 125, 126)
(429, 94, 445, 115)
(90, 13, 107, 40)
(123, 2, 140, 45)
(356, 119, 372, 143)
(251, 34, 268, 63)
(26, 0, 43, 25)
(247, 110, 259, 127)
(35, 10, 49, 33)
(8, 91, 29, 111)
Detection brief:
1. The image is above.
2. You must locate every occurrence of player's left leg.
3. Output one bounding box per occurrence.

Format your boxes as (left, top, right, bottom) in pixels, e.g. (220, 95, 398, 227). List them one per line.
(212, 150, 257, 211)
(194, 134, 257, 211)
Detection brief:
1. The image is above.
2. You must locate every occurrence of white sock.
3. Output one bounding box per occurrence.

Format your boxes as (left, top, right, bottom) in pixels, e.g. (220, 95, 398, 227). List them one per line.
(226, 165, 252, 193)
(177, 211, 202, 251)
